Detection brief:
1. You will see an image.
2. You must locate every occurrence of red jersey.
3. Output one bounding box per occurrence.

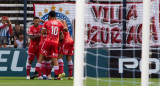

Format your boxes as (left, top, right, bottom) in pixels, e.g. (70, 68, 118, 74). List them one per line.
(43, 19, 64, 43)
(40, 34, 47, 43)
(28, 25, 42, 47)
(63, 31, 73, 42)
(39, 34, 47, 52)
(58, 31, 74, 55)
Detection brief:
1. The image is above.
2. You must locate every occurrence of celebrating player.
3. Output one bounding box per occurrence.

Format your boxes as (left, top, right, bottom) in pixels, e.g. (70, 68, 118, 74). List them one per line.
(34, 11, 68, 80)
(26, 17, 42, 80)
(38, 22, 52, 80)
(58, 20, 74, 80)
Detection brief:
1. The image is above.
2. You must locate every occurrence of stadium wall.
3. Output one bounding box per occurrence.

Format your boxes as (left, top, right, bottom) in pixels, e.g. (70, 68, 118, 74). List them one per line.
(0, 48, 73, 77)
(0, 48, 159, 78)
(0, 1, 160, 78)
(85, 48, 160, 78)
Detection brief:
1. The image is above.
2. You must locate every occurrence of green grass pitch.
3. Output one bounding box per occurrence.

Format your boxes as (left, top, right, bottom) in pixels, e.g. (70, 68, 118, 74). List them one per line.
(0, 77, 159, 86)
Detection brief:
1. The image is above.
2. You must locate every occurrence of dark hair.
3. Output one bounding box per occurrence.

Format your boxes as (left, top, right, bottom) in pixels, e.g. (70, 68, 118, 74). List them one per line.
(34, 16, 39, 20)
(19, 33, 23, 35)
(15, 22, 20, 26)
(49, 11, 56, 17)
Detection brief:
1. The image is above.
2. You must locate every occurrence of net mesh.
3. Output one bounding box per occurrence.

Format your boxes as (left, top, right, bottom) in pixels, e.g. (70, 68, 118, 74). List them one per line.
(84, 0, 160, 86)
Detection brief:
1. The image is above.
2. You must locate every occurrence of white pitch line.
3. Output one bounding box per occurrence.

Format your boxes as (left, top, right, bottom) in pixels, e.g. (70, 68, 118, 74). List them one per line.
(0, 83, 39, 85)
(0, 83, 72, 85)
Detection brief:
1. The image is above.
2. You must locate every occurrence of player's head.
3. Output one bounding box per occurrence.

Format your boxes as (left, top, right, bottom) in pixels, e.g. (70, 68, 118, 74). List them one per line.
(48, 11, 56, 20)
(33, 16, 40, 27)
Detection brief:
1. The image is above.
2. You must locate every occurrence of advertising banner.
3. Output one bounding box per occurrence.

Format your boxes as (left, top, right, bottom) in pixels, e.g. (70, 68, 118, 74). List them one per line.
(34, 2, 160, 48)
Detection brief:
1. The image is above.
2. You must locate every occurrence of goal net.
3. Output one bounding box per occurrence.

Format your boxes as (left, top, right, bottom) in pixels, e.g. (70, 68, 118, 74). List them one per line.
(74, 0, 160, 86)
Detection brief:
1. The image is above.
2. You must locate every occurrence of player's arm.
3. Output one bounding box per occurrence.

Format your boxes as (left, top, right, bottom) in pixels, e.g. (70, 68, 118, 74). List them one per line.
(61, 20, 68, 32)
(40, 19, 45, 23)
(41, 21, 48, 35)
(59, 31, 64, 41)
(41, 27, 47, 34)
(26, 37, 29, 46)
(29, 33, 41, 40)
(28, 27, 41, 40)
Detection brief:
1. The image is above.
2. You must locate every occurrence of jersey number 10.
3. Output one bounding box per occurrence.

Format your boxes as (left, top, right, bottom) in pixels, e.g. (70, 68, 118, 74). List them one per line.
(51, 26, 58, 35)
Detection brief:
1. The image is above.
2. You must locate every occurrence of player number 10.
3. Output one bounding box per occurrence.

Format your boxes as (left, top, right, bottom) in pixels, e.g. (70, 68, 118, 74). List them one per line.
(51, 26, 58, 35)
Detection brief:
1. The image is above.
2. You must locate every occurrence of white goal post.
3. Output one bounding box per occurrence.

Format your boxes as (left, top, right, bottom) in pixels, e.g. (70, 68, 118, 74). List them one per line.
(74, 0, 151, 86)
(141, 0, 151, 86)
(74, 0, 85, 86)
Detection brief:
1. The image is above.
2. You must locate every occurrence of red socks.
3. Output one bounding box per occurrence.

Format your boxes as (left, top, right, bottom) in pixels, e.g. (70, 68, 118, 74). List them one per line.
(54, 66, 59, 75)
(35, 63, 42, 77)
(58, 59, 64, 74)
(26, 63, 31, 76)
(68, 61, 73, 77)
(41, 61, 47, 76)
(46, 61, 52, 76)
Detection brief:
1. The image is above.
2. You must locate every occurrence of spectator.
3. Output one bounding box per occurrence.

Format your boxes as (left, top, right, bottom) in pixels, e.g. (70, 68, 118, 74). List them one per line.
(0, 16, 12, 48)
(13, 23, 23, 39)
(20, 26, 24, 31)
(14, 33, 29, 48)
(14, 33, 24, 48)
(12, 23, 23, 48)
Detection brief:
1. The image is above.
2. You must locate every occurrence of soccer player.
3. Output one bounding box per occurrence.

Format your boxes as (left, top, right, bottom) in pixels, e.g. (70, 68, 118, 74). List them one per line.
(58, 20, 74, 80)
(35, 11, 68, 80)
(26, 17, 42, 79)
(42, 27, 65, 80)
(38, 24, 52, 80)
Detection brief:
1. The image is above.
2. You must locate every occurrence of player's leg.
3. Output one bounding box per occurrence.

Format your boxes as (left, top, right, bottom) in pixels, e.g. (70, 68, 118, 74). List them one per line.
(30, 49, 42, 79)
(35, 43, 43, 79)
(26, 53, 35, 79)
(58, 54, 64, 74)
(41, 58, 49, 79)
(66, 42, 74, 80)
(26, 60, 33, 79)
(44, 51, 52, 79)
(37, 52, 43, 79)
(31, 54, 45, 79)
(58, 54, 66, 79)
(41, 60, 47, 76)
(27, 45, 38, 79)
(52, 57, 59, 80)
(32, 40, 50, 79)
(46, 60, 52, 77)
(50, 42, 60, 80)
(57, 40, 66, 79)
(46, 60, 53, 80)
(66, 55, 73, 80)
